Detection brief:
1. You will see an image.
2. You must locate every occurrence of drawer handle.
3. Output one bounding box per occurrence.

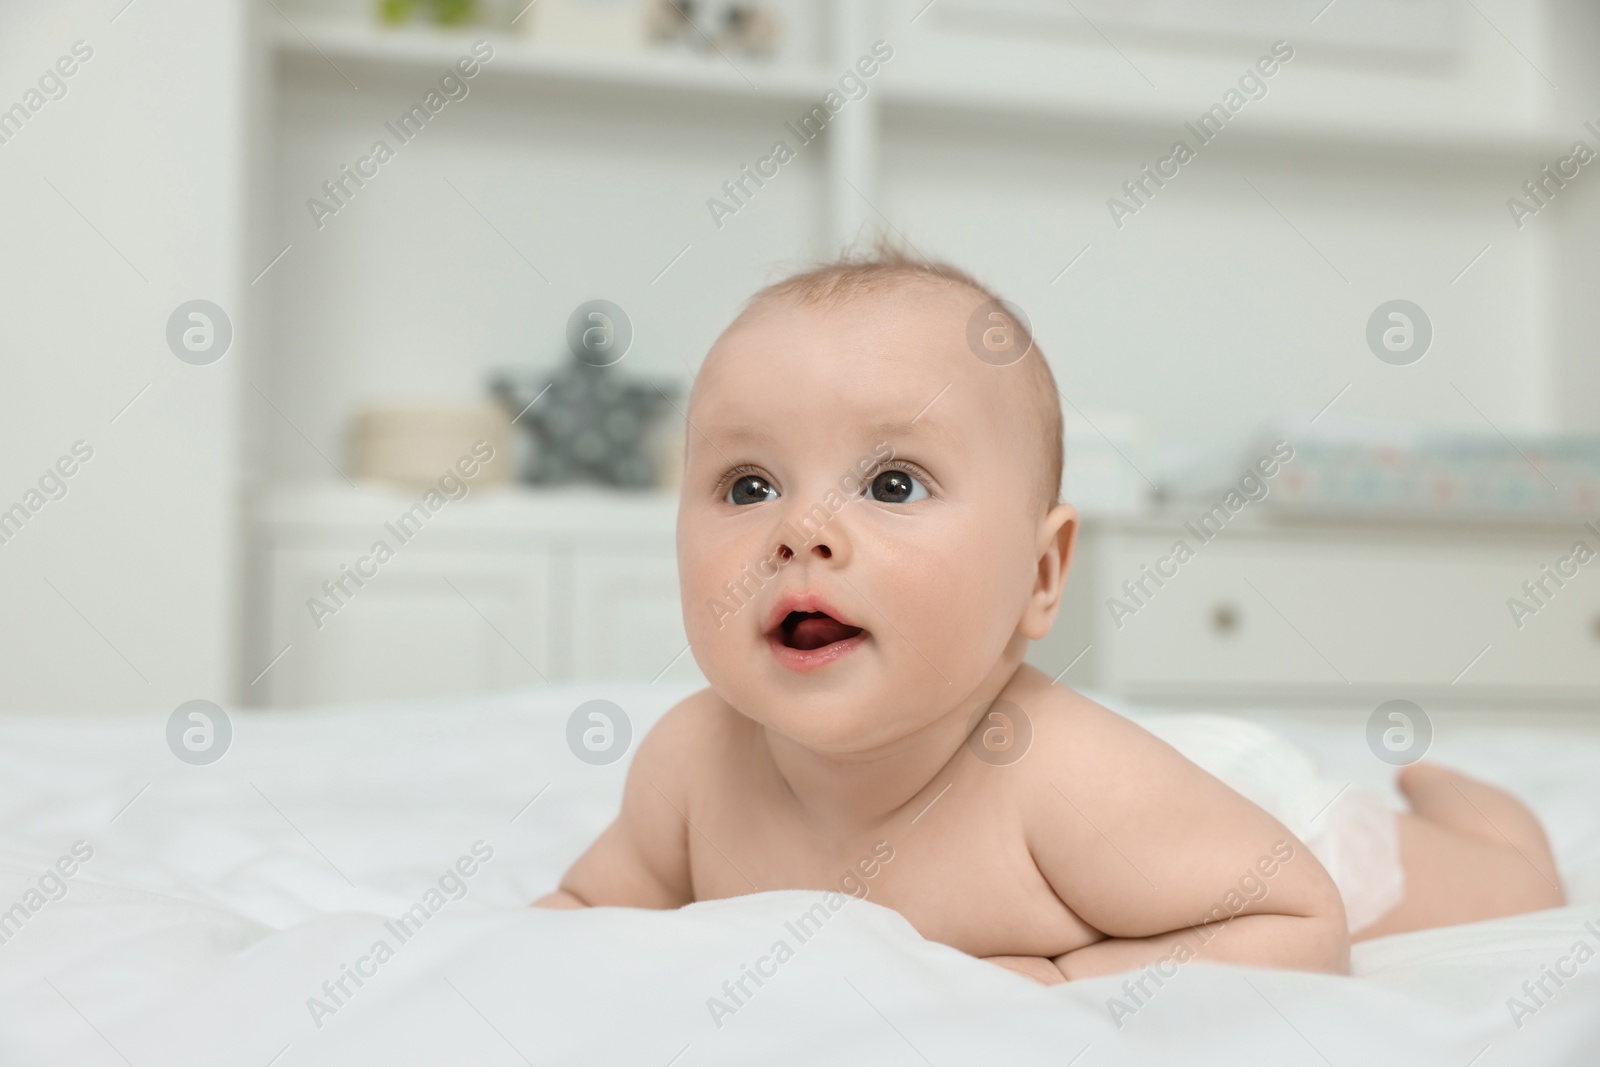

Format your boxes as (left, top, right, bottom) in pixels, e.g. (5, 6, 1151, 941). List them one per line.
(1211, 603, 1240, 636)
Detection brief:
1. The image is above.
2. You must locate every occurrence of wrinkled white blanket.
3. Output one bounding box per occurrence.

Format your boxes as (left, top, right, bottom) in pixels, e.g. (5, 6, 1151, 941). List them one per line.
(1, 684, 1598, 1066)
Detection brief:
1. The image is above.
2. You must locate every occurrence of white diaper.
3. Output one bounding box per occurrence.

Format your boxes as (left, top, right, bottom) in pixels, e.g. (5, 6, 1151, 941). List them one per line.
(1139, 713, 1405, 934)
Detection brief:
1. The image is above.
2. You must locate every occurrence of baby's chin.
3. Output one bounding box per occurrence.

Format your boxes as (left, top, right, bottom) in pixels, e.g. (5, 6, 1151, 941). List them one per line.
(719, 681, 943, 755)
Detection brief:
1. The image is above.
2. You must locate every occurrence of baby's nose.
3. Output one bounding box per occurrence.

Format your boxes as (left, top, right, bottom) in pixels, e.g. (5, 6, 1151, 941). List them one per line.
(771, 536, 834, 563)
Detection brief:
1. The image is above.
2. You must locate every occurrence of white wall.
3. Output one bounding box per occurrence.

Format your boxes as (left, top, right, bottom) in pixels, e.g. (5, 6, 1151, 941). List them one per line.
(0, 0, 245, 713)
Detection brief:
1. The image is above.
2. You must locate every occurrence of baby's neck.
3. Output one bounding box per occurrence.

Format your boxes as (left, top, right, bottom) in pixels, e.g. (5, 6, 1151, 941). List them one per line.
(760, 657, 1030, 837)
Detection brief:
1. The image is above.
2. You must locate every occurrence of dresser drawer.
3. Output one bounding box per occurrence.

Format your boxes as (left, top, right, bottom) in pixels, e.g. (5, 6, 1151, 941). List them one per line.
(1093, 528, 1600, 700)
(255, 487, 685, 705)
(265, 547, 552, 705)
(568, 542, 699, 684)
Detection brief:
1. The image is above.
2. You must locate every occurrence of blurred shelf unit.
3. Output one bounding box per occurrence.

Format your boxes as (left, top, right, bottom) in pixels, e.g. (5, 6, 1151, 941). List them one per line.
(271, 17, 836, 105)
(1059, 510, 1600, 709)
(255, 485, 696, 707)
(270, 16, 1569, 159)
(875, 75, 1567, 161)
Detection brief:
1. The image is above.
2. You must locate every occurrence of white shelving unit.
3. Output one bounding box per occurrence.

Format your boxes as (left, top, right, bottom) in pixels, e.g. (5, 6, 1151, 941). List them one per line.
(269, 9, 883, 246)
(265, 5, 1569, 262)
(272, 12, 1570, 157)
(271, 17, 838, 101)
(246, 2, 1589, 707)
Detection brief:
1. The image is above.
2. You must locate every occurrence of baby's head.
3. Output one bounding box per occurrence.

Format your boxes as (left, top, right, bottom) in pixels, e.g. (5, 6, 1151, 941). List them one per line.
(677, 247, 1076, 752)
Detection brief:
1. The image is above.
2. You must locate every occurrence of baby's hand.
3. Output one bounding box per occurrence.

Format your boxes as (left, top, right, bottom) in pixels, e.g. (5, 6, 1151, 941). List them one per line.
(982, 955, 1065, 986)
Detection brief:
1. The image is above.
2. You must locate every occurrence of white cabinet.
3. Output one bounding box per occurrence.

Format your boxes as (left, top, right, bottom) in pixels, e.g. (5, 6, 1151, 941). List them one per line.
(570, 546, 696, 682)
(253, 486, 696, 706)
(265, 546, 554, 705)
(1056, 513, 1600, 709)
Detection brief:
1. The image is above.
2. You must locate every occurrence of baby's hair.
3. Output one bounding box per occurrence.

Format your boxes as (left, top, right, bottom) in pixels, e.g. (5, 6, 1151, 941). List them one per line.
(744, 237, 1065, 509)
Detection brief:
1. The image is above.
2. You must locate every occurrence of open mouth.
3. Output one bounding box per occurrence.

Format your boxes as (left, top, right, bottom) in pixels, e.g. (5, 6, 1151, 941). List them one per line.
(763, 597, 869, 671)
(778, 610, 865, 651)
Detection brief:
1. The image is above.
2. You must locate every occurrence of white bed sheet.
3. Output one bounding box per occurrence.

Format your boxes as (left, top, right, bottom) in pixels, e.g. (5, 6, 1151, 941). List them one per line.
(1, 684, 1598, 1066)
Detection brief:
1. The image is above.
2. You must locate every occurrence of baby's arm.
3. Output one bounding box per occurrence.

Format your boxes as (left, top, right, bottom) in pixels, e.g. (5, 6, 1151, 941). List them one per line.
(1022, 701, 1349, 982)
(533, 699, 701, 909)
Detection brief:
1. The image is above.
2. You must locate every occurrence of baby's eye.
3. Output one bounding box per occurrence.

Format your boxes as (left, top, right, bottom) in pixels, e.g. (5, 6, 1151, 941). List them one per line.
(866, 469, 929, 504)
(726, 473, 779, 505)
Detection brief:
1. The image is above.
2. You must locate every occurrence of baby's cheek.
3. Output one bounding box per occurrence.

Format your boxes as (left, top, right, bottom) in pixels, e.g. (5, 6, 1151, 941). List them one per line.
(682, 556, 733, 632)
(882, 545, 985, 650)
(678, 537, 722, 622)
(678, 528, 771, 661)
(913, 523, 1034, 654)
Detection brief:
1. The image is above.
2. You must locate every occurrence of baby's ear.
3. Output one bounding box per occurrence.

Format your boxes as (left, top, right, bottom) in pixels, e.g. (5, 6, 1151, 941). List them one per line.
(1020, 503, 1078, 640)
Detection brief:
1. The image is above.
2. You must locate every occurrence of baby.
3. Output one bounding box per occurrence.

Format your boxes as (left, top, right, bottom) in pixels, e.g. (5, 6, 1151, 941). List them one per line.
(536, 250, 1565, 984)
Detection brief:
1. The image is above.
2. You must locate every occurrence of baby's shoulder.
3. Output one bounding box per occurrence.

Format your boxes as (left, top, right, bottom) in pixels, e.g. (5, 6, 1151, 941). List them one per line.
(1010, 670, 1151, 754)
(630, 687, 751, 785)
(1005, 668, 1203, 793)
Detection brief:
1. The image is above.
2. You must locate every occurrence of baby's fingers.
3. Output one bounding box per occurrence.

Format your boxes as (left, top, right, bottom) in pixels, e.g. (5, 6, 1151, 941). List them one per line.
(981, 954, 1065, 985)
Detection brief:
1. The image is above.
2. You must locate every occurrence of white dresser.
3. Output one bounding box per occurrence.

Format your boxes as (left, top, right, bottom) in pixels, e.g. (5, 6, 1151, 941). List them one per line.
(252, 485, 697, 706)
(1049, 511, 1600, 710)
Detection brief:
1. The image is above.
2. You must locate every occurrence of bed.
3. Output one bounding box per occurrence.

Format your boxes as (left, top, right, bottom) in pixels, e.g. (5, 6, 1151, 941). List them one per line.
(1, 684, 1597, 1065)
